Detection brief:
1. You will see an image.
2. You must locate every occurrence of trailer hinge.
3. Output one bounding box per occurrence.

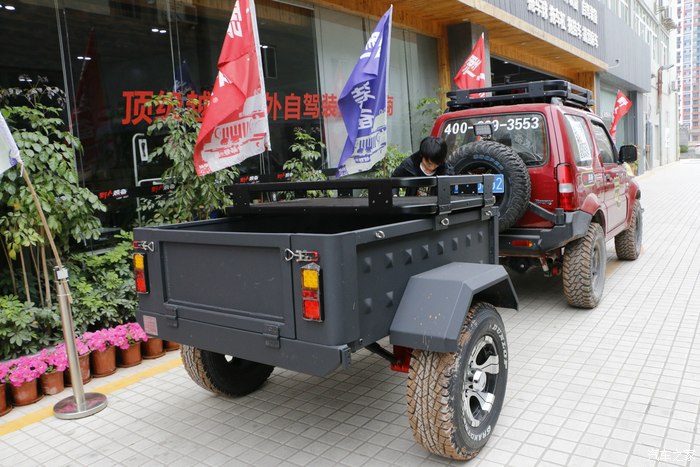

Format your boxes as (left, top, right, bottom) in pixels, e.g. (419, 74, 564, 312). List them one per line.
(263, 324, 280, 349)
(164, 304, 179, 328)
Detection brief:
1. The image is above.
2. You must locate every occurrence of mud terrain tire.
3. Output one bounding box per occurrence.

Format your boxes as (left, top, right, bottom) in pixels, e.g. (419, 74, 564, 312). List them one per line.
(449, 141, 531, 231)
(614, 199, 642, 260)
(181, 345, 274, 397)
(407, 302, 508, 460)
(563, 222, 606, 308)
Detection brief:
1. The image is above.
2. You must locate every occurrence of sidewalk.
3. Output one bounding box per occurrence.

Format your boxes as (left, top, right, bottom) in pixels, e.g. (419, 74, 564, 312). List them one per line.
(2, 161, 700, 466)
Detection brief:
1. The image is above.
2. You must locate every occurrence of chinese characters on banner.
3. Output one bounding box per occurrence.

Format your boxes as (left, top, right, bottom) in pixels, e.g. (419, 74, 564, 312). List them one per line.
(454, 33, 486, 97)
(121, 90, 394, 125)
(193, 0, 271, 176)
(336, 6, 393, 177)
(0, 113, 22, 175)
(610, 90, 632, 142)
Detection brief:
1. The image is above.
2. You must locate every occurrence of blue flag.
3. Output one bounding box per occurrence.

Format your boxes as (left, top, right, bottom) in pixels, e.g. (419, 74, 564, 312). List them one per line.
(337, 6, 392, 176)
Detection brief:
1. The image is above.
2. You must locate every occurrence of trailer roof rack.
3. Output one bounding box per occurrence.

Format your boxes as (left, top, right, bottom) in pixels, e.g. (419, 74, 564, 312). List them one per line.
(224, 175, 496, 216)
(446, 80, 593, 112)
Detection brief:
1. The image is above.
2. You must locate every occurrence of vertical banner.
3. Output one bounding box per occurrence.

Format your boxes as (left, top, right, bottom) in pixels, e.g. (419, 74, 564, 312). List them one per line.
(610, 90, 632, 142)
(194, 0, 271, 176)
(0, 113, 21, 175)
(454, 33, 486, 96)
(337, 6, 393, 177)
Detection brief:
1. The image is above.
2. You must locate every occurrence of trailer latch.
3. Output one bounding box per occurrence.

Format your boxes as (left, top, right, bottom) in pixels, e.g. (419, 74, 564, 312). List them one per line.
(284, 249, 319, 263)
(263, 324, 280, 349)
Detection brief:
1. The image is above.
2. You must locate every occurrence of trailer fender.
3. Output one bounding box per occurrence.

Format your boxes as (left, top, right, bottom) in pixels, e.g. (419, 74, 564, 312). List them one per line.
(389, 263, 517, 353)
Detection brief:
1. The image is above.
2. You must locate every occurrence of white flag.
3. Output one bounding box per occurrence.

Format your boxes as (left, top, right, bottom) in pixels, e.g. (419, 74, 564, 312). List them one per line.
(0, 113, 21, 175)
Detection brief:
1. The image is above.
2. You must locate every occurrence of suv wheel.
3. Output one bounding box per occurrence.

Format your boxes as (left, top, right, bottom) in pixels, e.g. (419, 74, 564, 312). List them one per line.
(449, 141, 531, 231)
(563, 222, 606, 308)
(614, 199, 642, 260)
(181, 345, 274, 397)
(407, 302, 507, 460)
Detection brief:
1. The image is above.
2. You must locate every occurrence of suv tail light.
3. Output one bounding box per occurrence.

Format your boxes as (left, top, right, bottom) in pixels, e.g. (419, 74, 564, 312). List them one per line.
(133, 253, 149, 294)
(300, 263, 323, 321)
(557, 163, 575, 211)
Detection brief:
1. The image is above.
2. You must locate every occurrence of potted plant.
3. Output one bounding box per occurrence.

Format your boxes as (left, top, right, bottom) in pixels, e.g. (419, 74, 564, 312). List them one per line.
(113, 323, 147, 368)
(0, 362, 12, 416)
(38, 347, 68, 395)
(7, 356, 46, 406)
(163, 340, 180, 351)
(83, 329, 117, 377)
(59, 337, 91, 386)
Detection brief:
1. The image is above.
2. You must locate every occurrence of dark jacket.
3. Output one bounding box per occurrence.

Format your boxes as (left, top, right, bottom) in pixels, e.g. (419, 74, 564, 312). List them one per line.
(392, 151, 454, 195)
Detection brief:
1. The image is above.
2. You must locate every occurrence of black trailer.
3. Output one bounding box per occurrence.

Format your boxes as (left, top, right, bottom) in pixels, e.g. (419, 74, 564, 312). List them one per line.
(134, 175, 518, 460)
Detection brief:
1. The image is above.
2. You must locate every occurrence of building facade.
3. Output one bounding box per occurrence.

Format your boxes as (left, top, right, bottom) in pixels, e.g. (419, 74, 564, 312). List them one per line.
(0, 0, 678, 231)
(675, 0, 700, 151)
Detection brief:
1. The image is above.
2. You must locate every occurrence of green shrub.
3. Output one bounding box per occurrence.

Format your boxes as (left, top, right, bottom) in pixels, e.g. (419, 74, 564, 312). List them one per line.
(66, 232, 137, 332)
(0, 296, 61, 360)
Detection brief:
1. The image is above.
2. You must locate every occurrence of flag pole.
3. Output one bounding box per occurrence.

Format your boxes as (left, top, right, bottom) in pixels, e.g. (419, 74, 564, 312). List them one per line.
(18, 162, 108, 420)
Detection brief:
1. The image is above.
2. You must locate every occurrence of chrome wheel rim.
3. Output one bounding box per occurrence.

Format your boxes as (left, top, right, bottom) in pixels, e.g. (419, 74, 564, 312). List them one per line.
(462, 335, 500, 428)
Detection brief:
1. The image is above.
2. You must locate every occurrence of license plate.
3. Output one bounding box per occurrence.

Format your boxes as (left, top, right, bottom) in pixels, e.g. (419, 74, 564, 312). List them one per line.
(477, 174, 505, 194)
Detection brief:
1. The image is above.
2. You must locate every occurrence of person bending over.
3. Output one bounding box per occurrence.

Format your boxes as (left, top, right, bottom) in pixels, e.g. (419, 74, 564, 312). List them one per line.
(392, 136, 453, 195)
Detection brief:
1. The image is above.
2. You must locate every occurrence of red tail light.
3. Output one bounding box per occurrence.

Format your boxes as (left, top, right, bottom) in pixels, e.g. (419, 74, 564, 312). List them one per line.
(300, 263, 323, 321)
(133, 253, 149, 294)
(557, 163, 576, 211)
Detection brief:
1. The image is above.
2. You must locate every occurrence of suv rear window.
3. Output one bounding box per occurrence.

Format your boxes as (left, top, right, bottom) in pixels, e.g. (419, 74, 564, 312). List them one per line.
(440, 113, 548, 167)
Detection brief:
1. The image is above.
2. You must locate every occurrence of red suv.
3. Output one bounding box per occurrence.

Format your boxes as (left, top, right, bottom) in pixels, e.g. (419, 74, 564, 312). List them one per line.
(433, 80, 642, 308)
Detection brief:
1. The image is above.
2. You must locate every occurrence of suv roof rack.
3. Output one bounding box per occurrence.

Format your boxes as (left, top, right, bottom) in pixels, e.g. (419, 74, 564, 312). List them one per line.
(446, 80, 593, 112)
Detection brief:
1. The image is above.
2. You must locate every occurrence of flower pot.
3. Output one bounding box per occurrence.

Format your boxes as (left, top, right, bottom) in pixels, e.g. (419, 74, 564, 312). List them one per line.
(0, 383, 12, 416)
(164, 340, 181, 352)
(40, 371, 65, 395)
(91, 346, 117, 377)
(10, 380, 42, 406)
(117, 343, 142, 368)
(64, 353, 92, 387)
(141, 338, 165, 359)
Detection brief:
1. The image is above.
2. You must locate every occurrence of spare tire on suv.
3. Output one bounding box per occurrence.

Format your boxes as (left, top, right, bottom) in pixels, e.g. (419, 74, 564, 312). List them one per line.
(449, 141, 531, 231)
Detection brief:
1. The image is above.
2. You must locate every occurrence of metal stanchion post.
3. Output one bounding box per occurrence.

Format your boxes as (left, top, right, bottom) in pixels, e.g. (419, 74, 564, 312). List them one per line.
(53, 266, 108, 419)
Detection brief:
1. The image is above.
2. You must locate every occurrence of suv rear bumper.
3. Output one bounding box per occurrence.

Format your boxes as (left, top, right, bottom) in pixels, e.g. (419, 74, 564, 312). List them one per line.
(499, 210, 592, 256)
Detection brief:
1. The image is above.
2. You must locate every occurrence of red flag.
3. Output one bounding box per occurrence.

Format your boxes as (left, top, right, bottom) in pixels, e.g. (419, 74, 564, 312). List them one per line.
(454, 33, 486, 96)
(610, 90, 632, 142)
(194, 0, 270, 176)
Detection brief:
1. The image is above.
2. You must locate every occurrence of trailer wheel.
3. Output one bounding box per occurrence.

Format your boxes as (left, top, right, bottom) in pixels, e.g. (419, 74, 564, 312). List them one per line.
(181, 345, 274, 397)
(407, 302, 507, 460)
(614, 199, 642, 260)
(563, 222, 606, 308)
(449, 141, 531, 231)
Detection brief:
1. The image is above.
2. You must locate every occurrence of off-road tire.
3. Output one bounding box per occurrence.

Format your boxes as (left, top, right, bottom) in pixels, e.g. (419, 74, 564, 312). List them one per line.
(407, 302, 508, 460)
(449, 141, 531, 231)
(181, 345, 274, 397)
(614, 199, 642, 260)
(563, 222, 606, 308)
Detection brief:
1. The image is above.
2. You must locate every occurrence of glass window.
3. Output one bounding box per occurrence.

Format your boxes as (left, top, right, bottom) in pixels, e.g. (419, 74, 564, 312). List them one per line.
(440, 113, 548, 167)
(590, 121, 617, 164)
(564, 115, 595, 167)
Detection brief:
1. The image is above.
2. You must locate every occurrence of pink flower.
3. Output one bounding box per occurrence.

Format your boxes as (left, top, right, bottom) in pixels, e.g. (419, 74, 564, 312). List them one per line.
(39, 348, 68, 373)
(111, 323, 148, 349)
(83, 329, 119, 352)
(0, 362, 9, 384)
(7, 355, 47, 387)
